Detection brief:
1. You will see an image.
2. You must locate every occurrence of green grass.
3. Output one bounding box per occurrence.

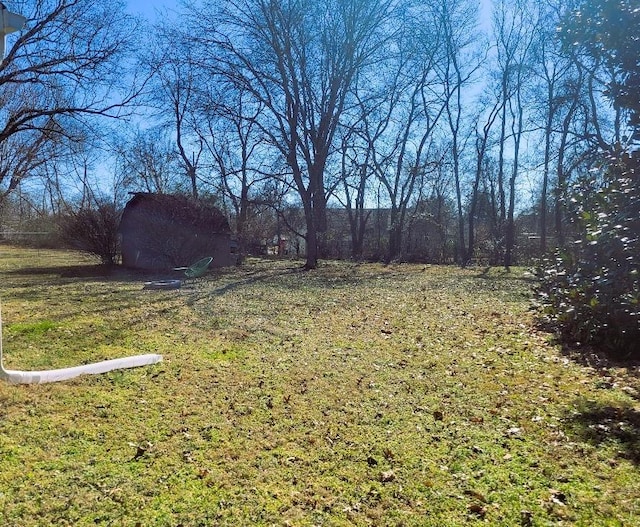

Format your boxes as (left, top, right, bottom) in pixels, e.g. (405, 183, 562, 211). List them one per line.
(0, 245, 639, 526)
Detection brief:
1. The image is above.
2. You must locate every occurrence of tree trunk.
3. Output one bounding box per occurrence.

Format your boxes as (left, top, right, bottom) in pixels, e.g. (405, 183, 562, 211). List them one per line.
(305, 221, 319, 270)
(504, 170, 517, 269)
(387, 224, 403, 263)
(467, 163, 482, 265)
(452, 133, 466, 264)
(540, 100, 554, 253)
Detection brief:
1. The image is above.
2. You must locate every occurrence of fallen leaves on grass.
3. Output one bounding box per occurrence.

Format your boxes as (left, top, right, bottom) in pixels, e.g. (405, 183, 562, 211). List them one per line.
(0, 250, 639, 526)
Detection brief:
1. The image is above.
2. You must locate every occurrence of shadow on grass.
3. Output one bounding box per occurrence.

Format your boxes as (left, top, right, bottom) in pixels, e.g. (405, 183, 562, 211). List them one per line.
(3, 264, 159, 281)
(566, 400, 640, 465)
(2, 261, 356, 299)
(183, 266, 307, 303)
(551, 339, 640, 390)
(472, 265, 535, 281)
(181, 260, 411, 304)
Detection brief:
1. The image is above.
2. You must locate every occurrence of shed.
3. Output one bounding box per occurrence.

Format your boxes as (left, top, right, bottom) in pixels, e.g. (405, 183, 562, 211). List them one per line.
(119, 192, 236, 270)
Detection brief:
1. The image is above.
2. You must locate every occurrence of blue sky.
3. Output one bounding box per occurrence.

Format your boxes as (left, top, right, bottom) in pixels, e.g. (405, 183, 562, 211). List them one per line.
(125, 0, 178, 21)
(126, 0, 493, 24)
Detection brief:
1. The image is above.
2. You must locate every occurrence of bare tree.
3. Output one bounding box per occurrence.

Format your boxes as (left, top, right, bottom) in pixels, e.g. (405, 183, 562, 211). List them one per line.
(180, 0, 398, 269)
(335, 121, 374, 259)
(0, 0, 141, 211)
(114, 128, 178, 195)
(197, 86, 275, 260)
(147, 18, 285, 260)
(468, 97, 502, 263)
(354, 2, 451, 262)
(529, 0, 591, 252)
(144, 21, 204, 199)
(436, 0, 484, 264)
(490, 0, 538, 269)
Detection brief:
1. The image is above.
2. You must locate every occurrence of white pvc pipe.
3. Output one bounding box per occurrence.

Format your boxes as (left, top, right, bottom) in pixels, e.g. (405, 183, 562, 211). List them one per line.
(0, 302, 162, 385)
(0, 354, 163, 384)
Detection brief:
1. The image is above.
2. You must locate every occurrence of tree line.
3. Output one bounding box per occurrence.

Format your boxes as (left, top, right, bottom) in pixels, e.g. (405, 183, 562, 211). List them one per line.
(0, 0, 636, 271)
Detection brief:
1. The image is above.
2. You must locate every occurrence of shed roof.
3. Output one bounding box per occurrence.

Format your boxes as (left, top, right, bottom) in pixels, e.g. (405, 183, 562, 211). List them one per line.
(120, 192, 231, 233)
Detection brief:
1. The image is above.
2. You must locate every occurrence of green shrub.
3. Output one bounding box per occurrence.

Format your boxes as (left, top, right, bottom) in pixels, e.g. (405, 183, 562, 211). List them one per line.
(535, 154, 640, 358)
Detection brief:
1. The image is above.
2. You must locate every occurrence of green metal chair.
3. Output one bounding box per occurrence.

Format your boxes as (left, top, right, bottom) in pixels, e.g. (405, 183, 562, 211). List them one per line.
(145, 257, 214, 290)
(172, 257, 214, 285)
(183, 256, 213, 279)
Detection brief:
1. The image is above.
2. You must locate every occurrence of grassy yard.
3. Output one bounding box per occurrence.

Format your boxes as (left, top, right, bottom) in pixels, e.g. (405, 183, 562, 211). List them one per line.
(0, 245, 638, 526)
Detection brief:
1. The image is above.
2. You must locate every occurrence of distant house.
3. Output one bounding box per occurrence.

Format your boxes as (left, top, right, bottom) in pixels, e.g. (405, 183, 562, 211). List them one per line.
(119, 192, 236, 270)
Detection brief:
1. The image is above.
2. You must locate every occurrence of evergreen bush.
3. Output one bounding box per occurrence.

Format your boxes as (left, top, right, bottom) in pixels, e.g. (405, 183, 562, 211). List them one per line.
(536, 153, 640, 357)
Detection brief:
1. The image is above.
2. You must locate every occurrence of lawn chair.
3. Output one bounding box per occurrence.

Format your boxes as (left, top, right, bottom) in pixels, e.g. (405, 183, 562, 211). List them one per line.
(174, 256, 213, 283)
(144, 256, 214, 290)
(0, 301, 162, 385)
